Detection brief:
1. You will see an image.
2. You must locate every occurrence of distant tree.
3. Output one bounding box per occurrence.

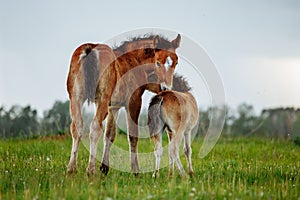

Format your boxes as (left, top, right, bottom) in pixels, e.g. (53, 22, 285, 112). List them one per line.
(13, 105, 39, 137)
(260, 108, 298, 139)
(231, 103, 258, 136)
(196, 105, 229, 137)
(292, 109, 300, 138)
(0, 106, 12, 138)
(222, 105, 235, 136)
(0, 105, 39, 138)
(41, 100, 70, 135)
(197, 108, 210, 136)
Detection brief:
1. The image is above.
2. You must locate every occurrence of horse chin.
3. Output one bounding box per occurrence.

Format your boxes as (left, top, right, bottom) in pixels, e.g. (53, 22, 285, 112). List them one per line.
(160, 84, 171, 91)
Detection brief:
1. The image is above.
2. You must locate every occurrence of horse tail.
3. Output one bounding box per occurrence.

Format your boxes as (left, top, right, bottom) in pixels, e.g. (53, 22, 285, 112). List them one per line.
(148, 95, 164, 138)
(82, 46, 99, 104)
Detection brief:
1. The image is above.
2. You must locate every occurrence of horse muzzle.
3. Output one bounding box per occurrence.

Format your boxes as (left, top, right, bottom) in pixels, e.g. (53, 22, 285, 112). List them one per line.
(160, 83, 171, 91)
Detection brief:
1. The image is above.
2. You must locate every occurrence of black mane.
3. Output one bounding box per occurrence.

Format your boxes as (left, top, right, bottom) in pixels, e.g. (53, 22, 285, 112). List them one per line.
(113, 34, 172, 53)
(172, 73, 191, 92)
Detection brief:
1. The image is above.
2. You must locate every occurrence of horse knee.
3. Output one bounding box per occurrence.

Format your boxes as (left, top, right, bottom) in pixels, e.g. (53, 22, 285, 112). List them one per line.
(89, 121, 102, 140)
(129, 135, 138, 145)
(102, 125, 115, 146)
(184, 146, 191, 156)
(104, 131, 116, 144)
(154, 146, 163, 157)
(168, 144, 178, 160)
(108, 135, 115, 143)
(128, 135, 138, 151)
(70, 122, 82, 140)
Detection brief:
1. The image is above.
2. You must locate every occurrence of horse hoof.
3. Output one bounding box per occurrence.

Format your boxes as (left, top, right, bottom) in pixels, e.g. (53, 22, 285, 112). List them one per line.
(133, 172, 140, 177)
(152, 172, 159, 179)
(132, 168, 140, 176)
(66, 165, 78, 175)
(188, 171, 194, 178)
(181, 173, 188, 179)
(99, 163, 109, 175)
(131, 164, 140, 176)
(86, 167, 97, 177)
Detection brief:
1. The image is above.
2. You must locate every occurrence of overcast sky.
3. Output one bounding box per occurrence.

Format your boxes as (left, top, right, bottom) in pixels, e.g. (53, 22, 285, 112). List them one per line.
(1, 0, 300, 114)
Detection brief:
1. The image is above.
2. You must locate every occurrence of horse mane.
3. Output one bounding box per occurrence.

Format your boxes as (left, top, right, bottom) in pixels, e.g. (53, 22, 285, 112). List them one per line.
(113, 34, 172, 53)
(172, 73, 191, 92)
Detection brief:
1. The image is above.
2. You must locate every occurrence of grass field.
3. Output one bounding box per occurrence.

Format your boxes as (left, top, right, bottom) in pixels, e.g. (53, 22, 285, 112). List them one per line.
(0, 134, 299, 199)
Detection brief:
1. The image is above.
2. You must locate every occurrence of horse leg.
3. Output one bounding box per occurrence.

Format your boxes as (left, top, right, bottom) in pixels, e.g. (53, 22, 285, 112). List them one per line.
(184, 130, 194, 177)
(166, 129, 173, 141)
(86, 102, 108, 176)
(169, 128, 186, 176)
(67, 98, 83, 174)
(152, 133, 163, 178)
(100, 106, 120, 175)
(166, 129, 174, 176)
(126, 91, 142, 174)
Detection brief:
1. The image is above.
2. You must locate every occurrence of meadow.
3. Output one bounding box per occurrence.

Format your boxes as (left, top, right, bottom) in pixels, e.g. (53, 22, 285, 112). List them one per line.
(0, 134, 299, 199)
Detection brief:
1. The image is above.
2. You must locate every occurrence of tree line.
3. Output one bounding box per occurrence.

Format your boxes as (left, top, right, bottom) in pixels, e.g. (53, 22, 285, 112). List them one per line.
(0, 101, 70, 138)
(0, 100, 300, 140)
(199, 104, 300, 140)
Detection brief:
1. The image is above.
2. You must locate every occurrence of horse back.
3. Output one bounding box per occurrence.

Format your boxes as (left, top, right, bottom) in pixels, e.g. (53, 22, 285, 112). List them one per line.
(159, 91, 198, 131)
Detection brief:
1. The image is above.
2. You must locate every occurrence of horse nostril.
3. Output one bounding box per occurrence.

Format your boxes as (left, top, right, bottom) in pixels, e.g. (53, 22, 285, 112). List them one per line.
(160, 84, 168, 91)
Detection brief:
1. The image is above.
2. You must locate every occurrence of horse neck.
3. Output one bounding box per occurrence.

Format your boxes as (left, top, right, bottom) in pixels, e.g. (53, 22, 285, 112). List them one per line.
(117, 51, 155, 72)
(124, 39, 155, 51)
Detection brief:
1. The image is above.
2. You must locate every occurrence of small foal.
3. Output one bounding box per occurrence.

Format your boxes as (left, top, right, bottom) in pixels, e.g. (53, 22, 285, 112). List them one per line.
(148, 74, 198, 177)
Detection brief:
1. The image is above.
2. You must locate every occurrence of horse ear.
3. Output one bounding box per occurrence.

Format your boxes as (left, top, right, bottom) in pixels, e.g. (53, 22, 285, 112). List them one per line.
(153, 35, 160, 48)
(171, 34, 181, 49)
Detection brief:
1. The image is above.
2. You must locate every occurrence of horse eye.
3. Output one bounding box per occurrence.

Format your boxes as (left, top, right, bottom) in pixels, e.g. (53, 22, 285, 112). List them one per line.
(156, 61, 161, 67)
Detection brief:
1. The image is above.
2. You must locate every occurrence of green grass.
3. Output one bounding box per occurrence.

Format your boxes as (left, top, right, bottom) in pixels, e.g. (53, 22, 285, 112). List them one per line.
(0, 135, 299, 199)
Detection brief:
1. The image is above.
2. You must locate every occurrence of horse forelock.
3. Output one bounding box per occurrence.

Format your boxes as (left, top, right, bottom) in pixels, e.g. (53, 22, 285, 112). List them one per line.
(113, 34, 172, 53)
(172, 73, 191, 92)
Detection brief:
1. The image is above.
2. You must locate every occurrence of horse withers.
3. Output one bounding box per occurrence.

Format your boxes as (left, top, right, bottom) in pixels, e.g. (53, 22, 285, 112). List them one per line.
(148, 74, 198, 177)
